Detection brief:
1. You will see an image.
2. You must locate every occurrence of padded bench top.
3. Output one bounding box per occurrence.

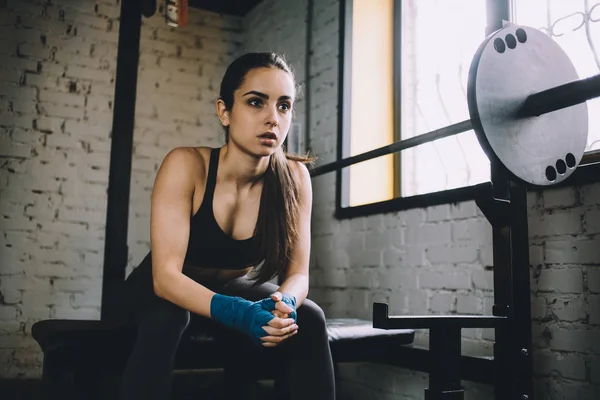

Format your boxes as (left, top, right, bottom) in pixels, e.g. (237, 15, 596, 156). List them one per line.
(32, 317, 414, 349)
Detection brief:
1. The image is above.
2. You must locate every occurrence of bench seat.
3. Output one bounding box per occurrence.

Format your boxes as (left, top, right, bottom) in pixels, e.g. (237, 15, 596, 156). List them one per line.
(31, 317, 414, 398)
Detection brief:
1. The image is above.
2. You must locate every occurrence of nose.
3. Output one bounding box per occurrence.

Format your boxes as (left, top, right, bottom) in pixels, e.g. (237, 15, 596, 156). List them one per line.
(265, 105, 279, 128)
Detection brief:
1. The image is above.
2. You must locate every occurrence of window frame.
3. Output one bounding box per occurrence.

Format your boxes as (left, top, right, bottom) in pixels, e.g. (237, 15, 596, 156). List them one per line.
(335, 0, 600, 219)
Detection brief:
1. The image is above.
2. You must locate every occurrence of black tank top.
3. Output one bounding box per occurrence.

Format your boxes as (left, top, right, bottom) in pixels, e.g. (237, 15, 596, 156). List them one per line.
(184, 147, 264, 269)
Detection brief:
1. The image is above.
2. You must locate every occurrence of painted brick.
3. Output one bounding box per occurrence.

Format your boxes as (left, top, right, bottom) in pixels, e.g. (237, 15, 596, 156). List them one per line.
(590, 295, 600, 325)
(405, 223, 451, 246)
(591, 357, 600, 384)
(533, 350, 586, 380)
(65, 65, 112, 83)
(546, 380, 596, 399)
(546, 296, 587, 322)
(529, 211, 582, 237)
(425, 245, 479, 264)
(407, 290, 428, 314)
(38, 90, 85, 108)
(451, 218, 491, 244)
(529, 243, 544, 267)
(457, 295, 481, 314)
(537, 268, 583, 293)
(583, 209, 600, 234)
(543, 187, 577, 208)
(430, 293, 454, 313)
(545, 239, 600, 265)
(549, 328, 595, 353)
(419, 271, 471, 290)
(34, 116, 63, 133)
(531, 297, 548, 320)
(426, 205, 450, 222)
(39, 103, 83, 120)
(589, 268, 600, 293)
(378, 265, 418, 291)
(472, 270, 493, 291)
(580, 184, 600, 205)
(449, 201, 478, 219)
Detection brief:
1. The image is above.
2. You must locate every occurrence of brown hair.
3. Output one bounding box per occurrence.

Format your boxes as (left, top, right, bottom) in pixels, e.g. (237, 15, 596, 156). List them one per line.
(218, 52, 314, 285)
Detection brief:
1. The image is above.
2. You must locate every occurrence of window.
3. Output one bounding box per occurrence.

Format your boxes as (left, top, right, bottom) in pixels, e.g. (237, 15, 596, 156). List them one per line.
(338, 0, 600, 216)
(511, 1, 600, 149)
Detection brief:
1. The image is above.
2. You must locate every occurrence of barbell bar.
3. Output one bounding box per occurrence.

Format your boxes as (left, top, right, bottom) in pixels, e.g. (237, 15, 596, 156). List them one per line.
(517, 73, 600, 118)
(310, 25, 600, 187)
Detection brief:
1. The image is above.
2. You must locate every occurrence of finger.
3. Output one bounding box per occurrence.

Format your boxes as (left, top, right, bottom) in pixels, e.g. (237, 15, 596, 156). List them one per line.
(271, 310, 289, 319)
(267, 317, 295, 328)
(271, 292, 282, 302)
(262, 323, 298, 337)
(275, 301, 294, 314)
(261, 330, 298, 344)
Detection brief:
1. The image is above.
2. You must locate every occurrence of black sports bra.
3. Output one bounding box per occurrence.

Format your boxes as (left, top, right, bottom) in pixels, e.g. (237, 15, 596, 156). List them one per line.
(184, 148, 264, 269)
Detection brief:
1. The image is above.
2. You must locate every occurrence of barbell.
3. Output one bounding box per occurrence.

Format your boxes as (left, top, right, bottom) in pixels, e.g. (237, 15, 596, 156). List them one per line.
(311, 25, 600, 187)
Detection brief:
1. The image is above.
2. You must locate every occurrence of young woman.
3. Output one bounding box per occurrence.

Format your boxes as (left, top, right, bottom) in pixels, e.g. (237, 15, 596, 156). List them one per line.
(119, 52, 335, 400)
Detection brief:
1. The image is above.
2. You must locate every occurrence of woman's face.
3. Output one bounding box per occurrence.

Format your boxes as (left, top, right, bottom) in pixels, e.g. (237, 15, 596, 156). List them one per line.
(219, 67, 295, 157)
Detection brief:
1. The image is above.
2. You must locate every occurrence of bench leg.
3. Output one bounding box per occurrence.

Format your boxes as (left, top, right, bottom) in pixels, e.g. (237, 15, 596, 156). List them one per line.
(424, 327, 464, 400)
(39, 350, 82, 400)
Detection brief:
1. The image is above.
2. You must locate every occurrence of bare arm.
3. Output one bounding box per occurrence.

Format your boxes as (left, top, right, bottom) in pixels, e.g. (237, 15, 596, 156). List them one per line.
(150, 147, 215, 317)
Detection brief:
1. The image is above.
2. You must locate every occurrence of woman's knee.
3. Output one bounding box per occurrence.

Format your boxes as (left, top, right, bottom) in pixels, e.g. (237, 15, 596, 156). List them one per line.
(297, 299, 327, 330)
(138, 298, 190, 334)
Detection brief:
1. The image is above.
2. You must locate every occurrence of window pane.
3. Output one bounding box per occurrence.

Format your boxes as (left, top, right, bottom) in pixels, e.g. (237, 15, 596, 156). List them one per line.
(512, 0, 600, 151)
(400, 1, 490, 198)
(348, 0, 395, 207)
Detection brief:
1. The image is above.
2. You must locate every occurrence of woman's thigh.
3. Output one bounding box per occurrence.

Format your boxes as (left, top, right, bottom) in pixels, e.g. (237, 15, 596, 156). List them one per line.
(215, 276, 280, 301)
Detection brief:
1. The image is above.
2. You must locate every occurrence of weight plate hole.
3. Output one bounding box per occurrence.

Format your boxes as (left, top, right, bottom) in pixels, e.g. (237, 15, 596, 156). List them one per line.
(505, 34, 517, 49)
(516, 28, 527, 43)
(545, 166, 557, 182)
(556, 159, 567, 175)
(494, 38, 506, 53)
(566, 153, 576, 168)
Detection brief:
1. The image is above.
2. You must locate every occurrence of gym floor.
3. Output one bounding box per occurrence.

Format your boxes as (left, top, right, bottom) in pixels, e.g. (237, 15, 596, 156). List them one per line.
(0, 372, 275, 400)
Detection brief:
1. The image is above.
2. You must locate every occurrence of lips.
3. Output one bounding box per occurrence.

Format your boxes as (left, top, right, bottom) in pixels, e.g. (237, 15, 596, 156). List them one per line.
(258, 132, 277, 140)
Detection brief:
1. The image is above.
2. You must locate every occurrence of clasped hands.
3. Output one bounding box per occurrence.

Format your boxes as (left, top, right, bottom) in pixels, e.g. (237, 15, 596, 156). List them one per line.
(258, 291, 298, 347)
(210, 291, 298, 347)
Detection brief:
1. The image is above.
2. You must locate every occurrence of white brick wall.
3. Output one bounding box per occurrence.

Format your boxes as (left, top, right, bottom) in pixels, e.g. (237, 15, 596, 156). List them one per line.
(0, 0, 240, 378)
(126, 2, 242, 273)
(2, 1, 599, 399)
(241, 0, 308, 157)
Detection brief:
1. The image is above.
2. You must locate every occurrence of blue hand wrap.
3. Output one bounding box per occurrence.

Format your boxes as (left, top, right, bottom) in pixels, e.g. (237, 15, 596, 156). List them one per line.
(210, 294, 275, 345)
(261, 293, 297, 322)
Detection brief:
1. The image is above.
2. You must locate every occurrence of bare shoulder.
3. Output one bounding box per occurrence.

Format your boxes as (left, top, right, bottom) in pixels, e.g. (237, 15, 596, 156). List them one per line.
(287, 159, 312, 193)
(161, 146, 209, 174)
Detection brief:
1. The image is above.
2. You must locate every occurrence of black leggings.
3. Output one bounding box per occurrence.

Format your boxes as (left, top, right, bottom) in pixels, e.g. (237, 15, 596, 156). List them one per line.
(119, 255, 336, 400)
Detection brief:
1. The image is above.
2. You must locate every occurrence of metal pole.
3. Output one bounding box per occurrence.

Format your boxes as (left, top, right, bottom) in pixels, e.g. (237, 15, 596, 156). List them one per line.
(311, 119, 473, 177)
(518, 73, 600, 117)
(101, 0, 142, 322)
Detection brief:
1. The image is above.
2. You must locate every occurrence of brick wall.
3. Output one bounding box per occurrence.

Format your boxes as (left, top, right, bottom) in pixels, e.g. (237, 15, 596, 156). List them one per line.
(0, 0, 241, 378)
(126, 3, 242, 273)
(241, 0, 308, 158)
(2, 1, 599, 399)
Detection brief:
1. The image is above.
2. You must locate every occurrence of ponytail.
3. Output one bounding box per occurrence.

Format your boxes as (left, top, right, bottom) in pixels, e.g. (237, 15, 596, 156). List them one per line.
(250, 147, 313, 285)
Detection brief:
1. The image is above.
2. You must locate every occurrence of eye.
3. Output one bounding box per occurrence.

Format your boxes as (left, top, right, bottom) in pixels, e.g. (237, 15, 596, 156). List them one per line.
(248, 98, 263, 107)
(278, 102, 292, 112)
